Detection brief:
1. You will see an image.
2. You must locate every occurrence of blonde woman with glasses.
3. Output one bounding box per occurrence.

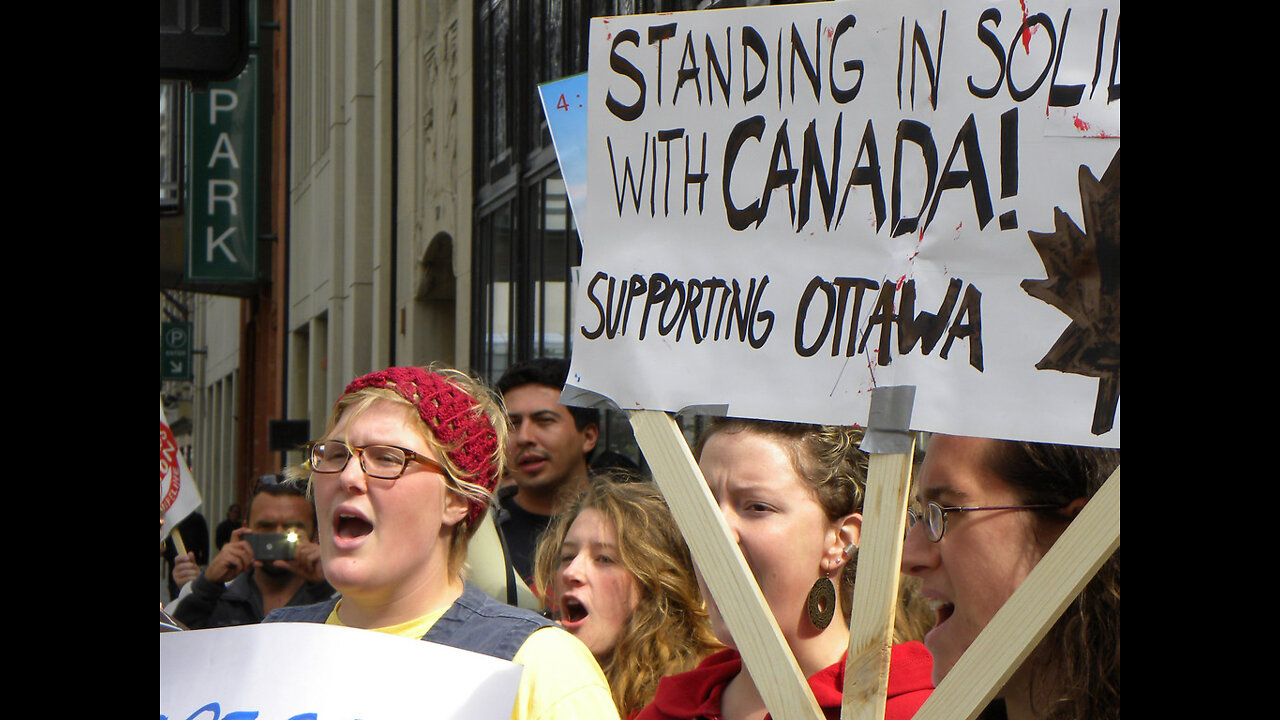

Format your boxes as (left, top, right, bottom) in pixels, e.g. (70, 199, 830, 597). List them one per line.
(265, 365, 619, 720)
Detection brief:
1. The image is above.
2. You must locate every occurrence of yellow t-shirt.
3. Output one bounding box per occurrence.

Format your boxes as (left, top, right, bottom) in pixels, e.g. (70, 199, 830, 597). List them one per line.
(325, 600, 619, 720)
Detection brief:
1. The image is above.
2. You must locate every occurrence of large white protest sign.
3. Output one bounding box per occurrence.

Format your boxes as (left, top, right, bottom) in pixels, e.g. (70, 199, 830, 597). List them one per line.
(566, 0, 1119, 447)
(160, 622, 523, 720)
(161, 396, 202, 545)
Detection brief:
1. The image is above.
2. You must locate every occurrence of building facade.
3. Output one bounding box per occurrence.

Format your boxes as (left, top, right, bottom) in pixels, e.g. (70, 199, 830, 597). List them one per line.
(160, 0, 292, 563)
(285, 0, 721, 468)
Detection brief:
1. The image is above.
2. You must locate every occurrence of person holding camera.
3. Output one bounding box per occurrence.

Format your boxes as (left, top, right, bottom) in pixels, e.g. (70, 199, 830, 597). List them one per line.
(172, 480, 337, 629)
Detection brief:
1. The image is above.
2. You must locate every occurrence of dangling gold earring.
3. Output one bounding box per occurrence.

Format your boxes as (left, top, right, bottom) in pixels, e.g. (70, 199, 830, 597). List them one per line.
(806, 571, 836, 630)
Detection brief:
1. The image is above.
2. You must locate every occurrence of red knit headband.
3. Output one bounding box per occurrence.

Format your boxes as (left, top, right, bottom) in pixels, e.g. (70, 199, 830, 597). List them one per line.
(343, 367, 499, 524)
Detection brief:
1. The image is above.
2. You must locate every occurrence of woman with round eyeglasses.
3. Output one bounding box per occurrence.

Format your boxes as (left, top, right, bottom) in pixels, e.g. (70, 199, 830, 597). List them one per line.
(635, 418, 935, 720)
(900, 434, 1120, 720)
(264, 365, 619, 720)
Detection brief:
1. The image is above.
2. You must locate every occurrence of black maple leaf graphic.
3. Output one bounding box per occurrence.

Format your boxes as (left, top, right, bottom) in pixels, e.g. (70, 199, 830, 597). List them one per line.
(1020, 148, 1120, 436)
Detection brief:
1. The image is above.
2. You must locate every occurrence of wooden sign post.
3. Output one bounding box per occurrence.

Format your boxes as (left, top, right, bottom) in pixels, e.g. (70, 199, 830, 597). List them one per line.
(842, 386, 918, 720)
(841, 447, 915, 720)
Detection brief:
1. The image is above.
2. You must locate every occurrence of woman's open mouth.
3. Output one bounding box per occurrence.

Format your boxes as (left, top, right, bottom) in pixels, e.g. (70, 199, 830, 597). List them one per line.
(336, 514, 373, 538)
(929, 598, 955, 626)
(332, 509, 374, 549)
(559, 596, 590, 629)
(923, 596, 955, 649)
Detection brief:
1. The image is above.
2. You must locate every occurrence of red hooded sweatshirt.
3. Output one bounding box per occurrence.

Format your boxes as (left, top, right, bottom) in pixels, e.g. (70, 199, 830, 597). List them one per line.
(633, 641, 934, 720)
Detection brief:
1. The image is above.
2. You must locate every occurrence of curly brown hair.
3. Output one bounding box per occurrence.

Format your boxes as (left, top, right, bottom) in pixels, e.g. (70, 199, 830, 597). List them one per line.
(533, 477, 723, 718)
(983, 440, 1120, 720)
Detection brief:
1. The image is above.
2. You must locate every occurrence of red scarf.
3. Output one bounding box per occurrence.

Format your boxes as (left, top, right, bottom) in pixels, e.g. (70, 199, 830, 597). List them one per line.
(634, 641, 934, 720)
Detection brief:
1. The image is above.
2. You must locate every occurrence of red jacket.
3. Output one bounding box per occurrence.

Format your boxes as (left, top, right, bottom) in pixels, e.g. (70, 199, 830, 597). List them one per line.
(633, 641, 934, 720)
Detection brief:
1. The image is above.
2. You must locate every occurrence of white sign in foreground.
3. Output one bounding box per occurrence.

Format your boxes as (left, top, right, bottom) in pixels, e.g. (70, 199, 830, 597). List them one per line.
(569, 0, 1120, 447)
(160, 622, 523, 720)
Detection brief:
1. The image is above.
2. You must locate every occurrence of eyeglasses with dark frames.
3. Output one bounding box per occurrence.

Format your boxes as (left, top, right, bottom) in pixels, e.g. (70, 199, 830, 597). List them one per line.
(306, 440, 446, 481)
(906, 500, 1067, 542)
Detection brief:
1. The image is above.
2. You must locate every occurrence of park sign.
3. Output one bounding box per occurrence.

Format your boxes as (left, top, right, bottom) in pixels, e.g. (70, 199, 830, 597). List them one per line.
(186, 54, 259, 283)
(566, 0, 1119, 448)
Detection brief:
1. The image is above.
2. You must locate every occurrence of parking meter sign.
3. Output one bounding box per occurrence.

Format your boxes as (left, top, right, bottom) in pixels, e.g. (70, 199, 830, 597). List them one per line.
(162, 322, 193, 382)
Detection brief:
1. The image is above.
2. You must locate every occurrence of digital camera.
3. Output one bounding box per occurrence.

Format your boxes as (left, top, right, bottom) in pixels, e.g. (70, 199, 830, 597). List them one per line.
(246, 532, 298, 561)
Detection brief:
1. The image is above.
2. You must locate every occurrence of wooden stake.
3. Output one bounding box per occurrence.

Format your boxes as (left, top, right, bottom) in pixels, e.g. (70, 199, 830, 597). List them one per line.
(171, 528, 188, 558)
(913, 466, 1120, 720)
(628, 409, 825, 720)
(841, 441, 916, 720)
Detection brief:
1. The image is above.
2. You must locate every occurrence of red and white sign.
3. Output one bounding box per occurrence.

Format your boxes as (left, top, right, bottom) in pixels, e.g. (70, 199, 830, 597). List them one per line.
(160, 396, 201, 544)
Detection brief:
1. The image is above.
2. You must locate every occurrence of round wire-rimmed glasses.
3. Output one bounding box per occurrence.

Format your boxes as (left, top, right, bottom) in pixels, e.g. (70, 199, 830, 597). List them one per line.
(306, 440, 446, 481)
(907, 501, 1067, 542)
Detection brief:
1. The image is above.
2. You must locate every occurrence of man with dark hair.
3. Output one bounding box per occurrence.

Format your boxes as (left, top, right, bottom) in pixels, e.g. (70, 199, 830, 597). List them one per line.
(173, 478, 336, 629)
(495, 357, 600, 591)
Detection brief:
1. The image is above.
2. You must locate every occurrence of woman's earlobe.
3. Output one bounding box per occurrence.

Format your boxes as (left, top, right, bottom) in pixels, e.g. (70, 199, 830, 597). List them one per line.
(1064, 496, 1088, 519)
